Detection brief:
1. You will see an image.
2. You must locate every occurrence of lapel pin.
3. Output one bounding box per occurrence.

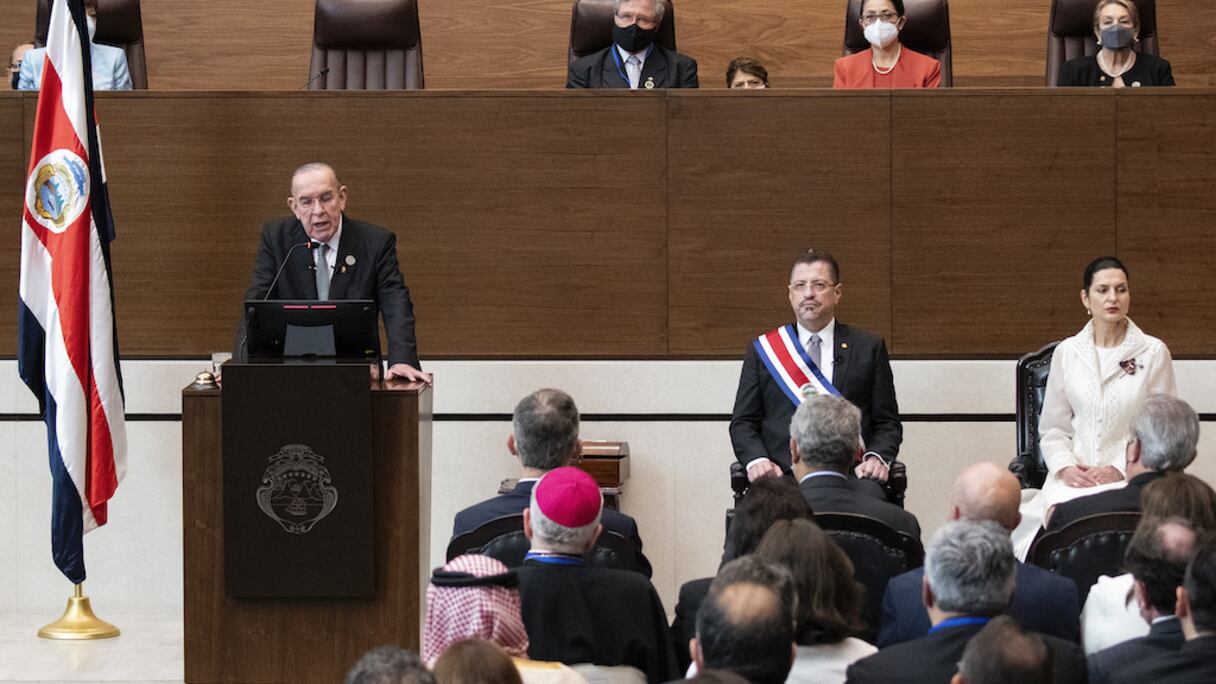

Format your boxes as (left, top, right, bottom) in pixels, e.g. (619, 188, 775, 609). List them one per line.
(345, 255, 356, 266)
(644, 77, 655, 89)
(841, 343, 848, 349)
(340, 265, 348, 274)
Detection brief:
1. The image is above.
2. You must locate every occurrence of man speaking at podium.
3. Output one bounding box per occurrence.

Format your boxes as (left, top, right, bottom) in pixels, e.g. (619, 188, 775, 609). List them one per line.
(237, 163, 431, 384)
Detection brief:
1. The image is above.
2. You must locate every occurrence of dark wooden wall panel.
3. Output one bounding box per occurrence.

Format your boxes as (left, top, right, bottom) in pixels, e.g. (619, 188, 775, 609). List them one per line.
(666, 92, 892, 356)
(5, 1, 1215, 90)
(0, 98, 24, 352)
(890, 91, 1117, 355)
(1117, 93, 1216, 357)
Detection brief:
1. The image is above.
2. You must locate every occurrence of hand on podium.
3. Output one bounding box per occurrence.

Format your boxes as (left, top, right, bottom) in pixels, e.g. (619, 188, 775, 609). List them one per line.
(383, 362, 433, 386)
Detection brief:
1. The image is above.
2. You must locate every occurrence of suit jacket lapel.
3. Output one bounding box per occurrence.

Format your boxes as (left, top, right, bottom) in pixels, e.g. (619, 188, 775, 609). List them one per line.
(640, 47, 668, 88)
(600, 48, 630, 89)
(833, 323, 853, 392)
(328, 221, 355, 300)
(288, 220, 319, 299)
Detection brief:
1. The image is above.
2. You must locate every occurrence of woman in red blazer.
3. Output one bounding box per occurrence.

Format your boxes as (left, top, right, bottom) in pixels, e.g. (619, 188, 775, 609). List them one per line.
(834, 0, 941, 89)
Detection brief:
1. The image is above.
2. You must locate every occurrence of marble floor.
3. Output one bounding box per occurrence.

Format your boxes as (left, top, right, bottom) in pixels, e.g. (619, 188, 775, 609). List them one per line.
(0, 614, 182, 683)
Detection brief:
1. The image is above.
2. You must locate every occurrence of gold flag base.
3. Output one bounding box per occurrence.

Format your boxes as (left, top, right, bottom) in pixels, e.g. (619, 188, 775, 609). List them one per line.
(37, 584, 121, 640)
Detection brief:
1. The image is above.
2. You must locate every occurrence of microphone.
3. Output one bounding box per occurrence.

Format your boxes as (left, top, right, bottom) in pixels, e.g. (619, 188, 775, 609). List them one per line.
(263, 241, 316, 301)
(302, 66, 330, 90)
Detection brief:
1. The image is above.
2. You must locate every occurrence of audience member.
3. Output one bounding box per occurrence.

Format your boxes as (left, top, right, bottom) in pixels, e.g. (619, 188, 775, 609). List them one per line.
(516, 467, 676, 682)
(878, 462, 1079, 646)
(423, 555, 530, 666)
(18, 0, 132, 91)
(834, 0, 941, 88)
(1058, 0, 1173, 87)
(434, 639, 525, 684)
(346, 645, 437, 684)
(566, 0, 698, 89)
(1087, 517, 1198, 683)
(790, 395, 920, 538)
(755, 519, 874, 684)
(726, 57, 767, 88)
(1046, 394, 1199, 532)
(684, 670, 750, 684)
(452, 389, 651, 577)
(1108, 532, 1216, 683)
(10, 43, 32, 89)
(1082, 473, 1216, 652)
(691, 556, 796, 684)
(845, 520, 1084, 683)
(670, 476, 810, 673)
(951, 616, 1052, 684)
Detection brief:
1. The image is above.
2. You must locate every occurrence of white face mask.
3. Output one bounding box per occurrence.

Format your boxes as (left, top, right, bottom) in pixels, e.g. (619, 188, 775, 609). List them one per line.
(863, 20, 899, 49)
(86, 15, 97, 42)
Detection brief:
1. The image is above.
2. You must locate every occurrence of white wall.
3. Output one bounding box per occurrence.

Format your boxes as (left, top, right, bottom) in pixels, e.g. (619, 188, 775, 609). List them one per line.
(3, 359, 1216, 619)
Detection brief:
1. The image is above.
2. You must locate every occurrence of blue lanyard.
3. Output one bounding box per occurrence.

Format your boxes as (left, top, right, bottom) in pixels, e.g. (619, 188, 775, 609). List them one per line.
(928, 616, 991, 635)
(524, 551, 584, 566)
(610, 44, 654, 85)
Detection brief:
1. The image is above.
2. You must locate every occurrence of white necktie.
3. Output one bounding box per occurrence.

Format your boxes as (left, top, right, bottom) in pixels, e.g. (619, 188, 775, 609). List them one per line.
(315, 243, 331, 300)
(626, 55, 641, 89)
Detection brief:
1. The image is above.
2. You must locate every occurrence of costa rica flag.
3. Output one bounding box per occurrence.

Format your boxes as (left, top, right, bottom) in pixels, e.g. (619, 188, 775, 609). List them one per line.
(18, 0, 127, 584)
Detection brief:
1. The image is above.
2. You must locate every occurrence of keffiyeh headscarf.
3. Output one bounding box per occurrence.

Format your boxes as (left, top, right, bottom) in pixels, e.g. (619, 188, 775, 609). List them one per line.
(423, 554, 530, 666)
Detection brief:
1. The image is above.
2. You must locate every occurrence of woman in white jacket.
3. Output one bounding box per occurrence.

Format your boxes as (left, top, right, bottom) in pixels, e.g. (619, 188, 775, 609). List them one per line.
(1014, 256, 1176, 557)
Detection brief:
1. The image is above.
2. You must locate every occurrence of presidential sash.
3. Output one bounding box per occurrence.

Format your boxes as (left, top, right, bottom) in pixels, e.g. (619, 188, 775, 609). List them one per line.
(754, 325, 843, 406)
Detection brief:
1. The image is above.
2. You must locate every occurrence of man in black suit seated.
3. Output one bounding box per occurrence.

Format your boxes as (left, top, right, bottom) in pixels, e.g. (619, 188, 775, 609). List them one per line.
(730, 250, 900, 496)
(789, 395, 919, 539)
(566, 0, 698, 89)
(1088, 517, 1198, 684)
(1046, 394, 1199, 532)
(451, 388, 651, 577)
(846, 520, 1085, 684)
(1109, 532, 1216, 683)
(515, 467, 676, 682)
(951, 616, 1052, 684)
(237, 162, 430, 384)
(690, 556, 796, 684)
(878, 463, 1079, 647)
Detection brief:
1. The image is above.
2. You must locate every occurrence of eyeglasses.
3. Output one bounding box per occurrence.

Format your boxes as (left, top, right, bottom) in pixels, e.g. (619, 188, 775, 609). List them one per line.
(295, 192, 338, 208)
(860, 11, 899, 25)
(789, 280, 836, 295)
(615, 11, 658, 29)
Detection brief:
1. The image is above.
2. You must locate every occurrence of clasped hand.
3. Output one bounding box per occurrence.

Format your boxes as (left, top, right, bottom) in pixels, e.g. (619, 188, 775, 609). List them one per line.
(1058, 464, 1123, 488)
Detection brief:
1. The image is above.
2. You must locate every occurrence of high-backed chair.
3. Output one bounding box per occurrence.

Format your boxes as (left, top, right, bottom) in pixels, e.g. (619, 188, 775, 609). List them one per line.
(729, 461, 908, 511)
(309, 0, 424, 90)
(35, 0, 147, 89)
(445, 514, 639, 573)
(568, 0, 677, 65)
(1028, 511, 1140, 602)
(842, 0, 953, 86)
(815, 512, 925, 642)
(1009, 341, 1061, 489)
(1046, 0, 1159, 86)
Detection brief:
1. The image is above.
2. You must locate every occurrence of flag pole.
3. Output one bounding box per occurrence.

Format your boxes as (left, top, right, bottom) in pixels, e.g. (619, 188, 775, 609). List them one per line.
(37, 583, 120, 640)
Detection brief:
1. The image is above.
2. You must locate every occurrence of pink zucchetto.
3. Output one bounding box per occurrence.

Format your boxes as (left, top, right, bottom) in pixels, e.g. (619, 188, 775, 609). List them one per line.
(534, 466, 602, 528)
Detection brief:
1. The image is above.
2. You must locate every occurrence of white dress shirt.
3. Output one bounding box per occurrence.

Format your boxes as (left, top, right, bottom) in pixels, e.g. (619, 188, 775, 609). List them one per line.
(615, 45, 649, 89)
(314, 219, 343, 277)
(797, 318, 836, 383)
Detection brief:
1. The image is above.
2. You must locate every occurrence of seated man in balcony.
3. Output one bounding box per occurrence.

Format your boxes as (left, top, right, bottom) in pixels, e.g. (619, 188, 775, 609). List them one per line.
(567, 0, 698, 89)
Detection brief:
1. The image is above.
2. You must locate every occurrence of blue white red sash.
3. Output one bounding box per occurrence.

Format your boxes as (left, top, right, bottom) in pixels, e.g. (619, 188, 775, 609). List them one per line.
(754, 325, 842, 406)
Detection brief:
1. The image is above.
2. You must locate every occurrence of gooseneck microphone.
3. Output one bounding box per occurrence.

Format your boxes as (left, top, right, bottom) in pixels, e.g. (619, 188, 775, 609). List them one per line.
(302, 67, 330, 90)
(263, 241, 316, 301)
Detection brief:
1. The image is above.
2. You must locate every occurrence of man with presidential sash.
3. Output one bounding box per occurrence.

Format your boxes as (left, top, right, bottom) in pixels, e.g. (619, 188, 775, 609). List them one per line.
(729, 250, 902, 498)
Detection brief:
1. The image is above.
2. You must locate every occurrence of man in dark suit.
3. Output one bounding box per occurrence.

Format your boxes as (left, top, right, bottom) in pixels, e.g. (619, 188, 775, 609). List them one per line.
(691, 556, 796, 684)
(953, 616, 1053, 684)
(1109, 532, 1216, 684)
(789, 395, 919, 538)
(730, 250, 900, 491)
(878, 463, 1079, 647)
(452, 388, 651, 577)
(237, 162, 429, 383)
(566, 0, 698, 89)
(1046, 394, 1199, 532)
(1088, 518, 1197, 684)
(846, 521, 1085, 684)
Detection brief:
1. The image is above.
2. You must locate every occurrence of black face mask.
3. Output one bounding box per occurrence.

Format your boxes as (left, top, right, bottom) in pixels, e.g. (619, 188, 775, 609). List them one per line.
(613, 23, 657, 54)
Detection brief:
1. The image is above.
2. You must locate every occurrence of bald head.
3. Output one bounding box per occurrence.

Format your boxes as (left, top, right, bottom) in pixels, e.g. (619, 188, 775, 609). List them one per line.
(951, 463, 1022, 532)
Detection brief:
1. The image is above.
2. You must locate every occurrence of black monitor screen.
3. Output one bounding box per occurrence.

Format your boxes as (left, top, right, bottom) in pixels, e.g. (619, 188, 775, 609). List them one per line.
(244, 300, 380, 363)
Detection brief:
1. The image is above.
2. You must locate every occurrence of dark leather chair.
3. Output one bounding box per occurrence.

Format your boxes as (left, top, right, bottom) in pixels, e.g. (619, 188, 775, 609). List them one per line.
(1009, 341, 1061, 489)
(842, 0, 953, 86)
(1046, 0, 1159, 86)
(568, 0, 676, 65)
(35, 0, 147, 89)
(815, 512, 925, 641)
(309, 0, 424, 90)
(445, 514, 638, 572)
(729, 460, 908, 510)
(1028, 511, 1140, 602)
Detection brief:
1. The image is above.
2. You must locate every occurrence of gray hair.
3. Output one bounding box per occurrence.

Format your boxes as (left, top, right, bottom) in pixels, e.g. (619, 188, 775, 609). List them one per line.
(290, 162, 340, 193)
(924, 520, 1015, 616)
(790, 395, 860, 474)
(513, 389, 580, 472)
(1134, 394, 1199, 472)
(344, 645, 435, 684)
(614, 0, 666, 23)
(528, 479, 602, 554)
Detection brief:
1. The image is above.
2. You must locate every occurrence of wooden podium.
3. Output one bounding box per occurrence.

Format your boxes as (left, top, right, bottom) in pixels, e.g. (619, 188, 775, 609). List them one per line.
(182, 374, 432, 684)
